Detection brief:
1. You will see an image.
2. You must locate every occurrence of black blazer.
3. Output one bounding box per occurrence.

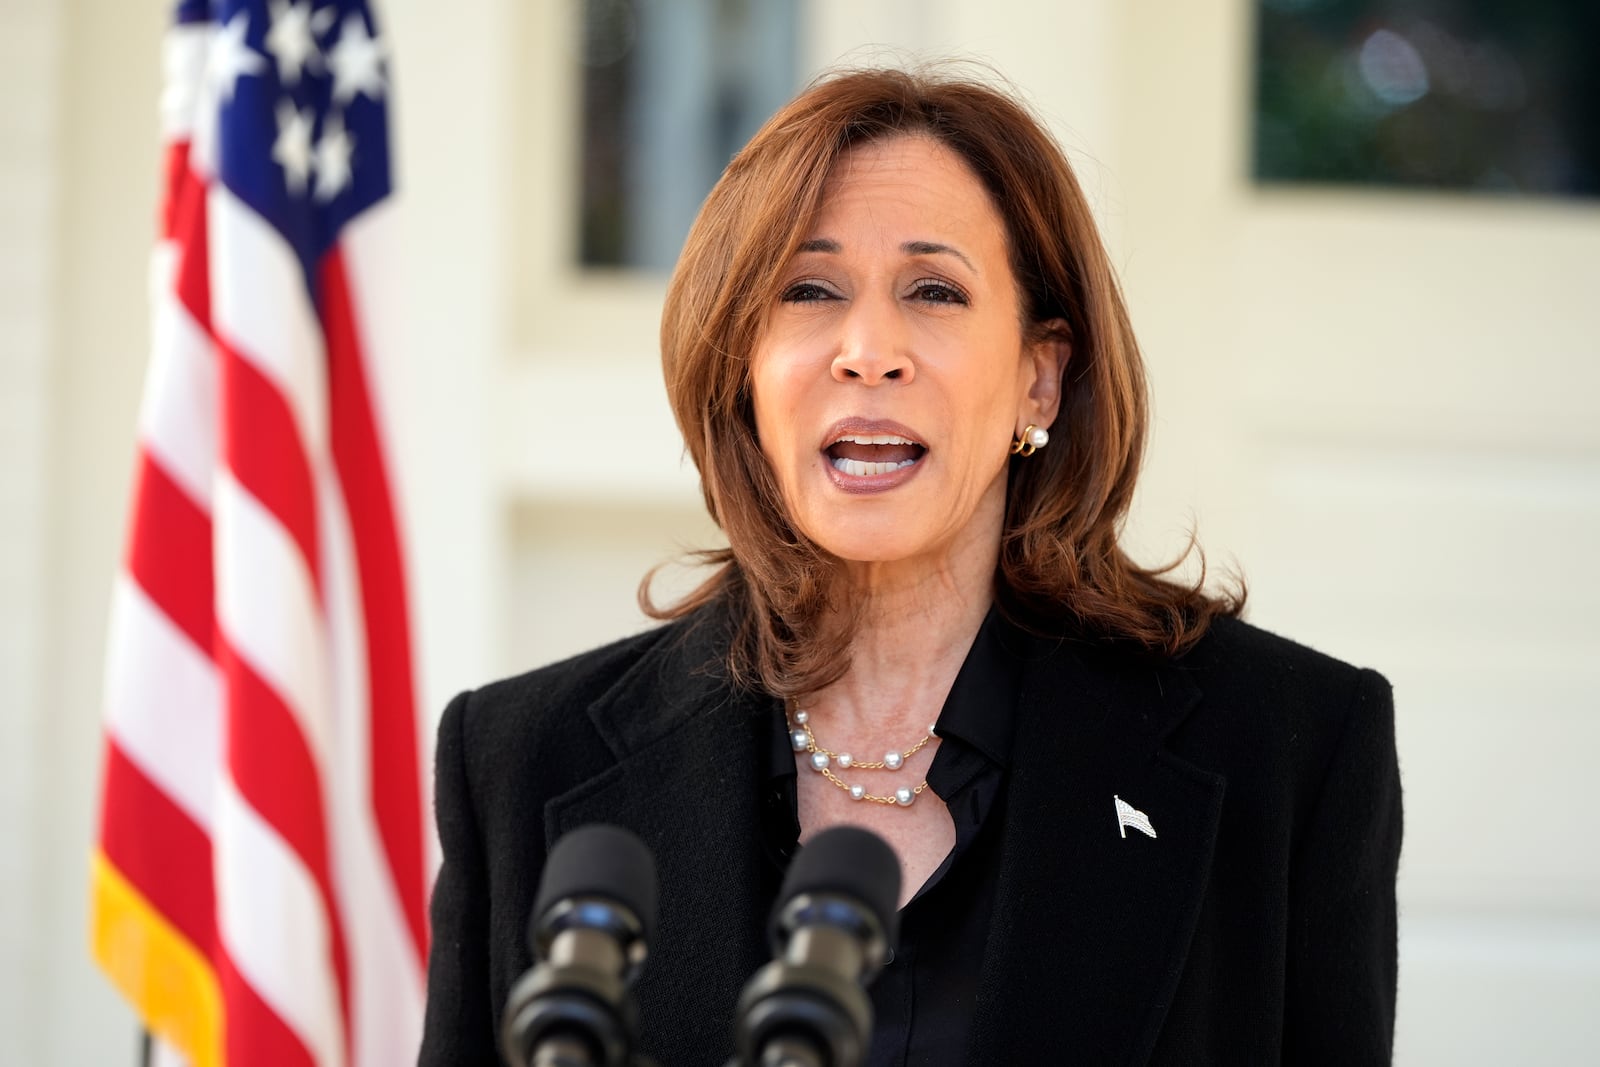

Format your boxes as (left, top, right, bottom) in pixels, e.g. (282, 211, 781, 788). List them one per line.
(419, 607, 1401, 1066)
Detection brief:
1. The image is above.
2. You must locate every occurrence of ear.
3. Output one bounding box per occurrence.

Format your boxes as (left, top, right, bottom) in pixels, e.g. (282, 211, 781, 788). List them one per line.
(1019, 318, 1070, 430)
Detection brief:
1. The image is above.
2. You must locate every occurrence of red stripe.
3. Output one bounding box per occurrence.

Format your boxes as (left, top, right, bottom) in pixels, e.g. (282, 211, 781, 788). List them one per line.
(219, 341, 322, 594)
(215, 635, 353, 1054)
(125, 449, 214, 655)
(216, 945, 318, 1067)
(97, 740, 217, 957)
(160, 141, 191, 241)
(216, 639, 336, 915)
(172, 161, 212, 337)
(321, 249, 429, 962)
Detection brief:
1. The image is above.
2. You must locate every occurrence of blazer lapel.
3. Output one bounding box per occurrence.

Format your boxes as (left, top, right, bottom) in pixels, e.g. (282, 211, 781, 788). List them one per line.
(971, 637, 1226, 1066)
(544, 621, 774, 1067)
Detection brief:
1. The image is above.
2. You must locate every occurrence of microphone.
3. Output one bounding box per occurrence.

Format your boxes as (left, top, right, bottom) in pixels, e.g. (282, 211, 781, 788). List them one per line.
(732, 826, 902, 1067)
(500, 824, 659, 1067)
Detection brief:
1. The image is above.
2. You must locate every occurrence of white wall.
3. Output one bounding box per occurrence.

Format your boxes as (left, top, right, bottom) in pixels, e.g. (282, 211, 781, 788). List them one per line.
(0, 2, 64, 1061)
(2, 0, 161, 1062)
(4, 0, 1595, 1063)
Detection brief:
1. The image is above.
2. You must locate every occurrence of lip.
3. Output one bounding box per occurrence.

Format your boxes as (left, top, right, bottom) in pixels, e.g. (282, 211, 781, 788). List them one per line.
(819, 417, 927, 495)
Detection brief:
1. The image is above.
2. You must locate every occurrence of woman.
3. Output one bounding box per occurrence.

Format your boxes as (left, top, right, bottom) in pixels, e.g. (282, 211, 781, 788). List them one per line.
(420, 68, 1401, 1066)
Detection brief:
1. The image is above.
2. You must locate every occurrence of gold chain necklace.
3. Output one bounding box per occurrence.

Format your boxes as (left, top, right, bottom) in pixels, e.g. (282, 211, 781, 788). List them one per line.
(787, 704, 938, 807)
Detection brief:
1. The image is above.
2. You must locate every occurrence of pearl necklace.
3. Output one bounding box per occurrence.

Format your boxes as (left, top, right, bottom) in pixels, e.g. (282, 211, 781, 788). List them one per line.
(787, 705, 938, 808)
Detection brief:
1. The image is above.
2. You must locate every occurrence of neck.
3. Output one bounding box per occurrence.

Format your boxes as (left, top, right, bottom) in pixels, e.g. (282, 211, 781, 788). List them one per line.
(807, 508, 1000, 732)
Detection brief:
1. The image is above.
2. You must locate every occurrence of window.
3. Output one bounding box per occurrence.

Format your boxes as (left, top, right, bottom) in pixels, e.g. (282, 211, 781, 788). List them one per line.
(579, 0, 801, 270)
(1253, 0, 1599, 197)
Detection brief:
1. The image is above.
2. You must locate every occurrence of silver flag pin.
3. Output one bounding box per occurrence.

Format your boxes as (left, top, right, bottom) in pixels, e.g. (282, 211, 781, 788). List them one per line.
(1114, 795, 1157, 839)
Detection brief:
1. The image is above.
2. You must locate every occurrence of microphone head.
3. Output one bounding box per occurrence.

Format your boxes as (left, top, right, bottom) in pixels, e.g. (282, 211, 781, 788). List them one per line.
(533, 824, 659, 956)
(772, 825, 901, 958)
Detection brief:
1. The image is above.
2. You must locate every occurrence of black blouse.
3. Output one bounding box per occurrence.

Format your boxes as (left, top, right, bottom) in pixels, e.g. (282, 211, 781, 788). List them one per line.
(758, 610, 1025, 1067)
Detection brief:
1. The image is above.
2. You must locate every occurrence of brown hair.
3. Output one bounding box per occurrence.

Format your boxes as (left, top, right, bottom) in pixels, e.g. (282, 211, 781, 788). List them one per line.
(648, 66, 1243, 697)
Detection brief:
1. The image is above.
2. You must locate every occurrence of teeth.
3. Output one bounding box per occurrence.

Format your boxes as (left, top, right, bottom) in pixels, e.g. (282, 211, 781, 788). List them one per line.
(832, 433, 917, 446)
(832, 457, 918, 476)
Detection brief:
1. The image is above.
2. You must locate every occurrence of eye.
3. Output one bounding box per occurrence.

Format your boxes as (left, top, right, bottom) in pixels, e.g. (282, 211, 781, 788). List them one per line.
(780, 280, 839, 303)
(910, 278, 969, 305)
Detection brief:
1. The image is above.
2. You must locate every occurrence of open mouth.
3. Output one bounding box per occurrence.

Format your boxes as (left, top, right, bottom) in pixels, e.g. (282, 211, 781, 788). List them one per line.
(824, 433, 927, 477)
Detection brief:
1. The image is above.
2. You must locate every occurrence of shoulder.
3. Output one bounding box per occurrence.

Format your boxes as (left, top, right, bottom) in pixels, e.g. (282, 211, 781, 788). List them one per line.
(457, 620, 689, 729)
(438, 607, 733, 803)
(1166, 615, 1395, 811)
(1179, 613, 1387, 702)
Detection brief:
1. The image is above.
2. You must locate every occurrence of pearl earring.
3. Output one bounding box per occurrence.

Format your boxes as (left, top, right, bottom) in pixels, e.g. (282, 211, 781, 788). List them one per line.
(1010, 424, 1049, 457)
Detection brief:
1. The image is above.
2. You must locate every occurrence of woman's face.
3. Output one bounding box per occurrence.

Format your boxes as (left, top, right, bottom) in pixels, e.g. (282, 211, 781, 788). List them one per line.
(751, 134, 1064, 570)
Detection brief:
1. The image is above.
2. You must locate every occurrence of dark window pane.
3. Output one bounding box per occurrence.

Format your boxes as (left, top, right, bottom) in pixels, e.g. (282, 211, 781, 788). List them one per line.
(1252, 0, 1599, 197)
(579, 0, 800, 270)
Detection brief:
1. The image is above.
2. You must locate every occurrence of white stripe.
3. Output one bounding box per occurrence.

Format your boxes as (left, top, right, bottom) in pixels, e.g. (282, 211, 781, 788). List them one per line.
(214, 776, 346, 1067)
(336, 205, 440, 884)
(142, 241, 218, 513)
(207, 183, 330, 463)
(103, 574, 222, 833)
(336, 203, 405, 479)
(213, 469, 334, 772)
(161, 25, 212, 141)
(319, 466, 426, 1067)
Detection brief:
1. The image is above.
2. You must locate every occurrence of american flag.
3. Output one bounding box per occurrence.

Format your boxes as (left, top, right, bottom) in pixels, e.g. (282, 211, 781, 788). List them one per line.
(90, 2, 429, 1065)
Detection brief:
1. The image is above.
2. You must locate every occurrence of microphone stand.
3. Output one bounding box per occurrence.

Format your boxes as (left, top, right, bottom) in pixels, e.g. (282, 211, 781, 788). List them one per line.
(527, 1035, 596, 1067)
(722, 1039, 826, 1067)
(501, 825, 660, 1067)
(729, 826, 902, 1067)
(525, 1048, 658, 1067)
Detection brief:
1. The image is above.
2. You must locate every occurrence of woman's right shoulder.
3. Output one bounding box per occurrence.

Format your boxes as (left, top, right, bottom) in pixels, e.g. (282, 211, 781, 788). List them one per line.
(432, 605, 737, 835)
(458, 623, 680, 715)
(438, 605, 732, 766)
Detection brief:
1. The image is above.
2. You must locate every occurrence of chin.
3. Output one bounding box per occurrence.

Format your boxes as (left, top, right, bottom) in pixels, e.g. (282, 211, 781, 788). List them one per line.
(815, 534, 903, 566)
(829, 545, 916, 568)
(808, 516, 931, 568)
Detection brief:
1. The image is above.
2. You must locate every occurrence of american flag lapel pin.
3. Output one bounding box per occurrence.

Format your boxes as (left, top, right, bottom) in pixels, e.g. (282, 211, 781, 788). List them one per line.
(1114, 795, 1157, 839)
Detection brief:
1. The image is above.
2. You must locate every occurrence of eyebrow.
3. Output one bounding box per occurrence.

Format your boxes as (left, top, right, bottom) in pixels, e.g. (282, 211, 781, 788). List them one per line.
(903, 240, 976, 273)
(794, 237, 977, 273)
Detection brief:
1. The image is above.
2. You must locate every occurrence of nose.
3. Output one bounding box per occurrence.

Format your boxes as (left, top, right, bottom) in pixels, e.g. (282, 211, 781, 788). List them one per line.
(830, 296, 915, 385)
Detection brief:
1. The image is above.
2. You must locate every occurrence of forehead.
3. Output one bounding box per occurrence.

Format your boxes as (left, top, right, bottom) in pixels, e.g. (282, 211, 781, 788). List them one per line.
(810, 135, 1009, 263)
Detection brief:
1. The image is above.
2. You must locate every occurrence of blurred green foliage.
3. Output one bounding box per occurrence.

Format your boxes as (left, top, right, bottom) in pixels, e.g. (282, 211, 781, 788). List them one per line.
(1253, 0, 1598, 196)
